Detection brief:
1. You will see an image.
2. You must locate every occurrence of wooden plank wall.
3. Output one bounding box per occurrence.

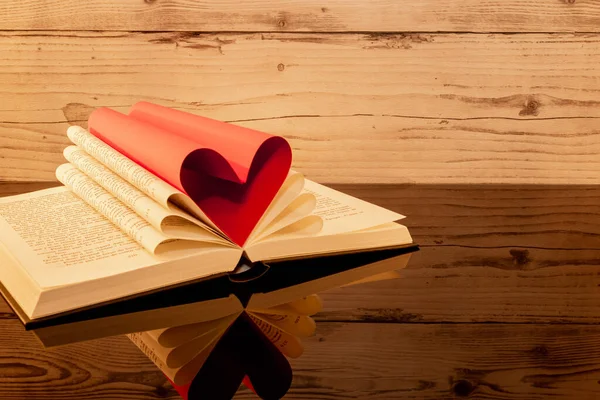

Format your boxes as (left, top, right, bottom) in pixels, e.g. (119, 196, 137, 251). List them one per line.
(2, 1, 600, 399)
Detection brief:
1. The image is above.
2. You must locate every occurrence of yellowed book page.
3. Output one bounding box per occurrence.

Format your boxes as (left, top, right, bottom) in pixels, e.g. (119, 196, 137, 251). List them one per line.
(66, 126, 222, 234)
(148, 313, 239, 348)
(248, 314, 304, 358)
(128, 332, 169, 373)
(0, 240, 42, 319)
(128, 327, 223, 369)
(302, 179, 405, 236)
(63, 145, 227, 244)
(57, 163, 226, 261)
(248, 193, 318, 245)
(253, 215, 323, 243)
(167, 328, 225, 368)
(245, 220, 411, 262)
(248, 311, 316, 337)
(0, 186, 159, 288)
(56, 163, 169, 254)
(246, 171, 309, 243)
(128, 330, 223, 385)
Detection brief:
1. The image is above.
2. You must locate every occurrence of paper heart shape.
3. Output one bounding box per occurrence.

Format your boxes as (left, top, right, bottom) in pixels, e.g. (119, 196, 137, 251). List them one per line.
(170, 313, 293, 400)
(87, 102, 292, 246)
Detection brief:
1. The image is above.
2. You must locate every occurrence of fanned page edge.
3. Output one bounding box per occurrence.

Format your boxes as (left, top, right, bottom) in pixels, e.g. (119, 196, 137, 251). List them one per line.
(134, 295, 322, 392)
(61, 143, 227, 245)
(245, 171, 319, 246)
(66, 126, 228, 241)
(244, 179, 411, 261)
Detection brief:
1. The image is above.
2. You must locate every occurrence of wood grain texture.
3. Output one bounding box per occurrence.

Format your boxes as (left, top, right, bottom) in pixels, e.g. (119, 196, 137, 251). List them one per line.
(319, 184, 600, 323)
(2, 183, 599, 323)
(1, 0, 600, 33)
(0, 319, 179, 399)
(1, 318, 600, 399)
(3, 32, 600, 184)
(276, 323, 600, 400)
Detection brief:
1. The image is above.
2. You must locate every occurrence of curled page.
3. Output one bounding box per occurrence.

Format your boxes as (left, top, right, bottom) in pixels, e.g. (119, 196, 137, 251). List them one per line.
(87, 102, 292, 247)
(249, 193, 319, 243)
(66, 126, 223, 237)
(63, 145, 227, 244)
(246, 171, 320, 245)
(56, 163, 169, 255)
(56, 164, 224, 260)
(303, 179, 406, 236)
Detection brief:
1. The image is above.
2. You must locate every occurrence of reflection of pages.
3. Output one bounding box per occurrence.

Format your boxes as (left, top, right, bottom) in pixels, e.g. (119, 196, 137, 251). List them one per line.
(127, 295, 324, 388)
(248, 252, 413, 311)
(125, 257, 409, 398)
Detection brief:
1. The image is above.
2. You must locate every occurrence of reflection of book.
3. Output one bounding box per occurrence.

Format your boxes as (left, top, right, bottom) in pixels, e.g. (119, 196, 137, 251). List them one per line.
(0, 102, 418, 347)
(128, 296, 320, 398)
(129, 268, 406, 400)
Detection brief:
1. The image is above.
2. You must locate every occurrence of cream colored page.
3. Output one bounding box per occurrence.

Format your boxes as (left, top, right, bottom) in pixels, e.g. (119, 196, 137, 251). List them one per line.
(148, 313, 239, 347)
(128, 330, 222, 385)
(302, 179, 405, 236)
(67, 125, 178, 208)
(246, 171, 306, 243)
(167, 328, 225, 368)
(63, 145, 223, 244)
(248, 193, 318, 245)
(0, 187, 159, 288)
(127, 332, 169, 373)
(56, 163, 168, 254)
(66, 126, 220, 233)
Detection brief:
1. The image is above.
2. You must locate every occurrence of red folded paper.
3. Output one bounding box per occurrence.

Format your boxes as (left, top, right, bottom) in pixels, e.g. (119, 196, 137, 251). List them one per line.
(87, 102, 292, 246)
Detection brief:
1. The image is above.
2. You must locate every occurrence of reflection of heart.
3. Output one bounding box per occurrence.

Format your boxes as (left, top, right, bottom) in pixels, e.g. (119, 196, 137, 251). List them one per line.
(181, 138, 291, 247)
(185, 313, 293, 400)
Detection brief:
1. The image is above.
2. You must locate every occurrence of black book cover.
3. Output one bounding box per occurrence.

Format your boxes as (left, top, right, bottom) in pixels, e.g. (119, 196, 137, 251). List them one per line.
(1, 244, 418, 333)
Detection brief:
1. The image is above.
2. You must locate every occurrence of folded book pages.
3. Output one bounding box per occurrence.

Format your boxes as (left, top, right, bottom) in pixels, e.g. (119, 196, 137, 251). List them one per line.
(0, 102, 419, 399)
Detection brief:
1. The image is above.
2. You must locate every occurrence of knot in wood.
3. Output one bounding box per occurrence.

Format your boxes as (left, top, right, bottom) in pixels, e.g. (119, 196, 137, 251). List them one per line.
(452, 380, 475, 397)
(509, 249, 530, 267)
(277, 63, 285, 71)
(278, 19, 286, 28)
(530, 345, 549, 358)
(519, 98, 540, 116)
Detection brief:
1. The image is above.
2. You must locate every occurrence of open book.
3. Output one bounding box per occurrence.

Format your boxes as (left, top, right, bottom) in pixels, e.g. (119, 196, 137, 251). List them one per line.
(0, 102, 417, 348)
